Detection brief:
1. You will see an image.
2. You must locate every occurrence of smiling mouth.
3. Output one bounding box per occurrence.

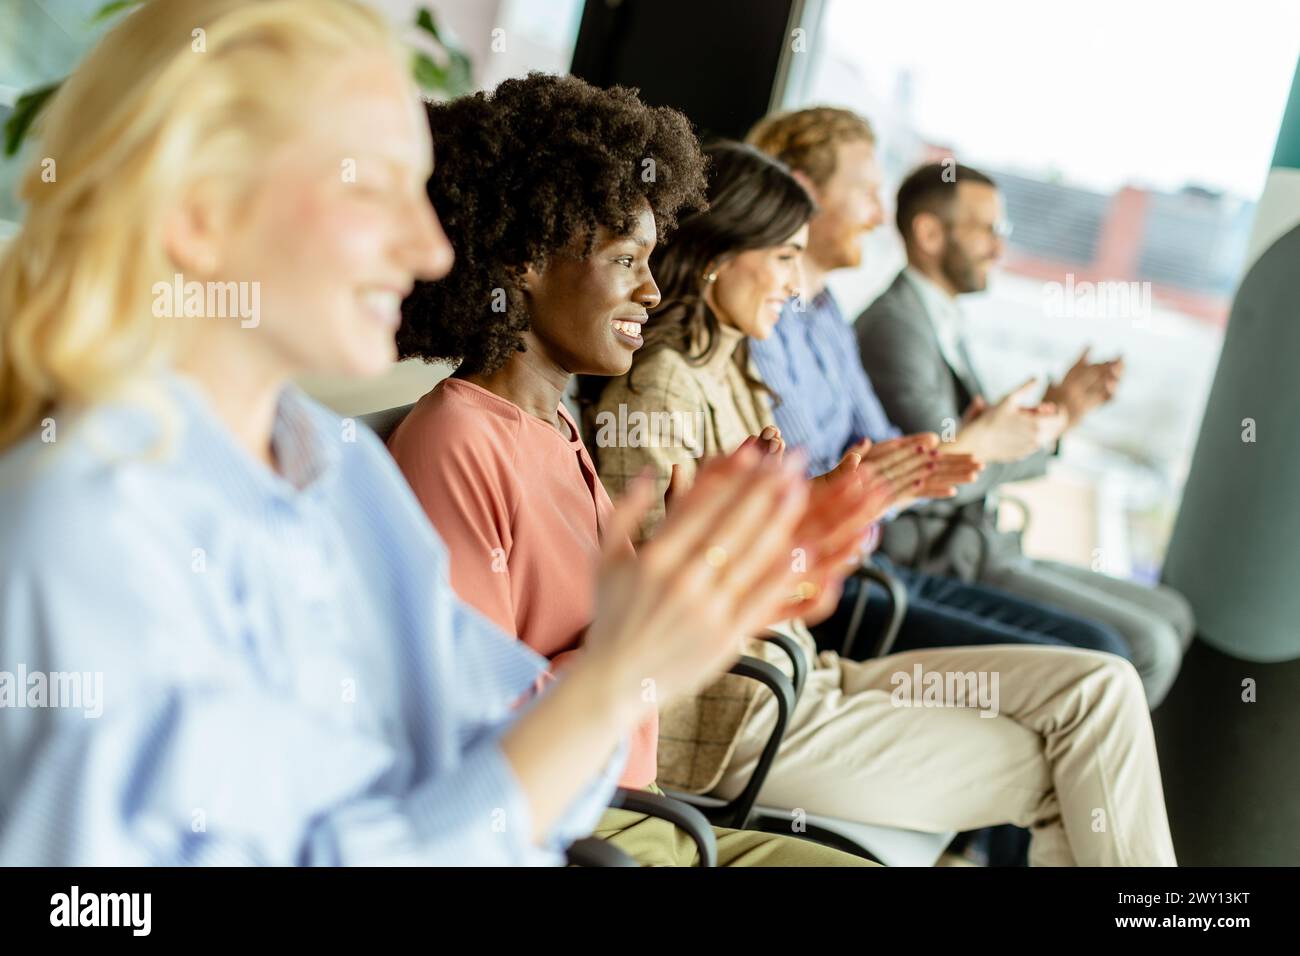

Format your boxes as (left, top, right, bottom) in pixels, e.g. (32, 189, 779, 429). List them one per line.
(360, 288, 404, 330)
(611, 318, 644, 346)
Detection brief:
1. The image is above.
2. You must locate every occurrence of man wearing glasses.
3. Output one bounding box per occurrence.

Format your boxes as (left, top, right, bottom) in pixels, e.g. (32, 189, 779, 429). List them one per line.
(857, 161, 1194, 710)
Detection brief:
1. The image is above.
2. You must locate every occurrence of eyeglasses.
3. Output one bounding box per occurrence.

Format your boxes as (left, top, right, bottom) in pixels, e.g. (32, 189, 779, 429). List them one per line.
(945, 217, 1013, 241)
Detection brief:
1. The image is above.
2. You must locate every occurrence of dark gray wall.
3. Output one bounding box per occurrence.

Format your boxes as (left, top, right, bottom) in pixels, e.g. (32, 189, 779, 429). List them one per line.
(570, 0, 796, 142)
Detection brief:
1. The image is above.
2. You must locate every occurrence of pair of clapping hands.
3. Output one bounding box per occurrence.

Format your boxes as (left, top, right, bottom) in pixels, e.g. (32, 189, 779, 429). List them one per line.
(672, 427, 982, 623)
(956, 348, 1124, 464)
(587, 434, 982, 714)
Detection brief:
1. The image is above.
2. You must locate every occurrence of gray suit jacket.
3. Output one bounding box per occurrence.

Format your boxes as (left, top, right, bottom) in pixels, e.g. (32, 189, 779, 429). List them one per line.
(856, 271, 1050, 580)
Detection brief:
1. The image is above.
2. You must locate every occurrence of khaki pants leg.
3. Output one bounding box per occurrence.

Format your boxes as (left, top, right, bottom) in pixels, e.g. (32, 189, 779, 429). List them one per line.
(591, 789, 876, 867)
(714, 644, 1176, 866)
(710, 826, 878, 867)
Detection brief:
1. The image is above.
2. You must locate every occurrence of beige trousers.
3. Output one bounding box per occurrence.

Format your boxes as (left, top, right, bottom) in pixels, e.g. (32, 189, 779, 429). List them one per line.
(592, 785, 877, 867)
(713, 643, 1176, 866)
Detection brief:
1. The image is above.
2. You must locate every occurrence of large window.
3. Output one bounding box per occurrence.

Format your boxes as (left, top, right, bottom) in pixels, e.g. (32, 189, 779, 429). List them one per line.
(788, 0, 1300, 581)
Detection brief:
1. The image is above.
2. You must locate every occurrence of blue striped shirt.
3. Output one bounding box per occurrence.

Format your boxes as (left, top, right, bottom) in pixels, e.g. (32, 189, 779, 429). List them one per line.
(750, 290, 902, 477)
(0, 376, 620, 865)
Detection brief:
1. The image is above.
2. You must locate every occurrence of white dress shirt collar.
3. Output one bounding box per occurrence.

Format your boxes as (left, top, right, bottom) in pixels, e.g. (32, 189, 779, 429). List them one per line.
(903, 266, 975, 389)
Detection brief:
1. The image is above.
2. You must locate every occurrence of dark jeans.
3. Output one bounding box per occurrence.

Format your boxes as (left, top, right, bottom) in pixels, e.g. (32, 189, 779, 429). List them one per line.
(814, 556, 1132, 661)
(810, 556, 1132, 866)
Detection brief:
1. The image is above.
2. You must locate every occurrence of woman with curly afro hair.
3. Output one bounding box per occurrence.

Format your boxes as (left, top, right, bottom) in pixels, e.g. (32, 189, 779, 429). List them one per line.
(395, 72, 709, 378)
(388, 74, 879, 867)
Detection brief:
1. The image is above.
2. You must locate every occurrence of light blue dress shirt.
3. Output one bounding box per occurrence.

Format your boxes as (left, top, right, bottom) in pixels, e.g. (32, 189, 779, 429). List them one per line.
(0, 376, 620, 865)
(750, 290, 903, 478)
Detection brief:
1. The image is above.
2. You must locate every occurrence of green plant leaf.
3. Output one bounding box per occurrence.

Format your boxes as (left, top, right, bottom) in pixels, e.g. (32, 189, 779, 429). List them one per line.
(414, 6, 442, 42)
(4, 82, 61, 157)
(411, 6, 473, 96)
(411, 51, 448, 92)
(90, 0, 147, 24)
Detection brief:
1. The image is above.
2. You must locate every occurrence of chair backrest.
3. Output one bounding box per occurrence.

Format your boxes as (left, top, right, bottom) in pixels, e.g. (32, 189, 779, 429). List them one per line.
(358, 402, 416, 443)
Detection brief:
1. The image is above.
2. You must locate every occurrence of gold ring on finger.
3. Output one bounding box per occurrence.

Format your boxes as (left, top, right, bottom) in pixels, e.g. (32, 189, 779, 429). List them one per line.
(794, 580, 819, 601)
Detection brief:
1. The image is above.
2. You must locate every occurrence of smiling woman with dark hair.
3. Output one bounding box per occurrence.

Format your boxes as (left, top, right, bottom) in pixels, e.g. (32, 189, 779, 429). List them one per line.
(580, 138, 1178, 867)
(395, 73, 709, 378)
(388, 74, 878, 867)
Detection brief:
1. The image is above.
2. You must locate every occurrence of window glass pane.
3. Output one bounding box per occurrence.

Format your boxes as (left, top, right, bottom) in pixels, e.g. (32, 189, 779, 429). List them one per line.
(789, 0, 1300, 579)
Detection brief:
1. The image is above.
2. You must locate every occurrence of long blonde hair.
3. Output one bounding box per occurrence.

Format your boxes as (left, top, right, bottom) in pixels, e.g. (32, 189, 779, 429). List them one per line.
(0, 0, 405, 450)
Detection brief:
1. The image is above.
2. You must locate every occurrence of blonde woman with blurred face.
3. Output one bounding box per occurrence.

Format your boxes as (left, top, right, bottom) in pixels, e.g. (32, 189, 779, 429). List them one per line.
(0, 0, 830, 866)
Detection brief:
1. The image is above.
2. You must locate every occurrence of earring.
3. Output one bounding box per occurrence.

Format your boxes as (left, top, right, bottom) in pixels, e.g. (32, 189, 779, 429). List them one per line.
(703, 272, 718, 283)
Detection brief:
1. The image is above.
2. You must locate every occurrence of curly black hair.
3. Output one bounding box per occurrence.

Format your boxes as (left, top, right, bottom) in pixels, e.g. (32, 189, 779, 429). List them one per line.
(396, 73, 710, 378)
